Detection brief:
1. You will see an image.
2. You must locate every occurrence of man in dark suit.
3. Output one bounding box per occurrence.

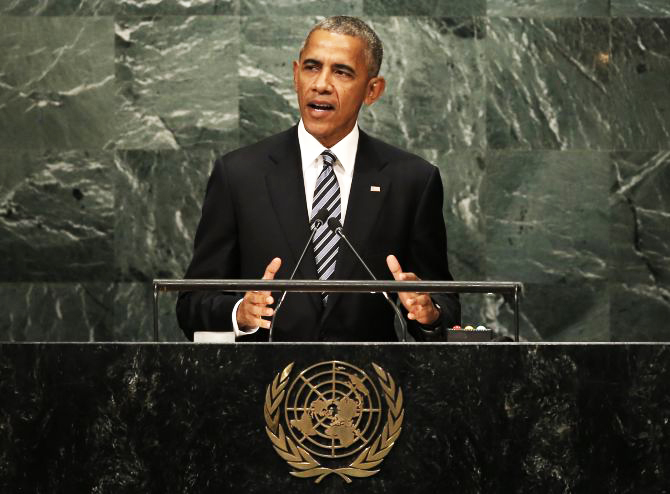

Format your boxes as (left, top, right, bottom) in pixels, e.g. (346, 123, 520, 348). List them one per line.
(177, 16, 460, 341)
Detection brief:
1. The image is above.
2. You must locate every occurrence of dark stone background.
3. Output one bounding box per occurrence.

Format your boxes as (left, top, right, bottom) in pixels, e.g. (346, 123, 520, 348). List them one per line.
(0, 1, 669, 341)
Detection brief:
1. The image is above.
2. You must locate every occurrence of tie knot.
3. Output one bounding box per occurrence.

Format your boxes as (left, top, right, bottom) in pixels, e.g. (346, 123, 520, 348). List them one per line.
(321, 150, 337, 167)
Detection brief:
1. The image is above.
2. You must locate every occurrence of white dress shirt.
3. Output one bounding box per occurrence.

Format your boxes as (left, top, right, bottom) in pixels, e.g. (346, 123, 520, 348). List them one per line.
(231, 120, 360, 337)
(298, 119, 358, 223)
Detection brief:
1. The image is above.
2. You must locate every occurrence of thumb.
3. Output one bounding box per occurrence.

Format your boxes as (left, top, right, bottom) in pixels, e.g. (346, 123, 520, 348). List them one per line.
(386, 254, 402, 280)
(263, 257, 282, 280)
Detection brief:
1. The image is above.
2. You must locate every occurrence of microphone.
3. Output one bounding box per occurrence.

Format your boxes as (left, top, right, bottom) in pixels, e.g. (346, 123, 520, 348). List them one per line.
(327, 217, 409, 342)
(268, 208, 330, 342)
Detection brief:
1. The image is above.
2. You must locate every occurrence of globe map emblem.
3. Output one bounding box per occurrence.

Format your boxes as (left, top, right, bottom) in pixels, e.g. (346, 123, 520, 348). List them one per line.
(284, 361, 383, 459)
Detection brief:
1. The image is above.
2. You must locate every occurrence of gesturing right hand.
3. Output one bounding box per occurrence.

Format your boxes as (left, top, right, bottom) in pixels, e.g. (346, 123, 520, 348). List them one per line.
(236, 257, 282, 330)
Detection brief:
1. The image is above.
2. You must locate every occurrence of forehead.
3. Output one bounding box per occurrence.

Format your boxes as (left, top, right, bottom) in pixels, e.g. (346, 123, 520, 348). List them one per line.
(300, 29, 367, 66)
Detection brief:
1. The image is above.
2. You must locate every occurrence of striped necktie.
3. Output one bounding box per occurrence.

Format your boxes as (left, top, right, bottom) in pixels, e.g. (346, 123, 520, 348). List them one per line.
(311, 150, 341, 304)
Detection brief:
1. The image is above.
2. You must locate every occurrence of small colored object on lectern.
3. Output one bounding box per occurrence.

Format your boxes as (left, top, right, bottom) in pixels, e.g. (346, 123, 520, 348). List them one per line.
(452, 325, 461, 330)
(464, 325, 474, 330)
(476, 325, 486, 330)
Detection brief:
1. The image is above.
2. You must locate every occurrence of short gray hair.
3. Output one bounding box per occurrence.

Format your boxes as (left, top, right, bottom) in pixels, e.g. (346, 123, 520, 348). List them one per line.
(301, 16, 383, 78)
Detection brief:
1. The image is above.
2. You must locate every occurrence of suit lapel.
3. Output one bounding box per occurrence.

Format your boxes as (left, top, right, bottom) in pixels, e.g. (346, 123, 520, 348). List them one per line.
(265, 127, 321, 310)
(321, 130, 391, 321)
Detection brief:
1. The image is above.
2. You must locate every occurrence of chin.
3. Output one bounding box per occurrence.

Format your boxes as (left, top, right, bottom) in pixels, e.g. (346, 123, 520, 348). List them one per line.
(304, 122, 332, 141)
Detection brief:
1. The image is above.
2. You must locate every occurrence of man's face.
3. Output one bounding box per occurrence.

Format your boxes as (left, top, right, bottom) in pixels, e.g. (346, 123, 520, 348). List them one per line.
(293, 29, 385, 148)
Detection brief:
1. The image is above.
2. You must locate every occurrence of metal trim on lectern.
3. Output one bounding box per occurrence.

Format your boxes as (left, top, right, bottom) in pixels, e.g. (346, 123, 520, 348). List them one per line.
(152, 279, 523, 343)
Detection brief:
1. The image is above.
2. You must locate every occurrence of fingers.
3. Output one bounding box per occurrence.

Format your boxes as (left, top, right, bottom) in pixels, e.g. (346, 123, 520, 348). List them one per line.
(386, 254, 419, 281)
(405, 294, 434, 321)
(246, 302, 274, 318)
(263, 257, 282, 280)
(388, 253, 415, 312)
(387, 254, 438, 324)
(386, 254, 402, 279)
(242, 291, 273, 329)
(407, 293, 432, 308)
(237, 257, 282, 330)
(245, 294, 275, 328)
(238, 290, 275, 329)
(245, 291, 273, 305)
(399, 271, 418, 281)
(408, 294, 440, 325)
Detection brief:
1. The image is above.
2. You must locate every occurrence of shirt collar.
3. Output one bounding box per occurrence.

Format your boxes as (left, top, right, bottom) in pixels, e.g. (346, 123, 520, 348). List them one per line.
(297, 119, 359, 176)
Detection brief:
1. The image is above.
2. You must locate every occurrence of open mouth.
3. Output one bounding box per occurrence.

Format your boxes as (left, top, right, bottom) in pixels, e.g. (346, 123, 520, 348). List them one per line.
(307, 102, 335, 111)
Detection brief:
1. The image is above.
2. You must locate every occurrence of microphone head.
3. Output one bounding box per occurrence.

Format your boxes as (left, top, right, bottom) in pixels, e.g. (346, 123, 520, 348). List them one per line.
(311, 208, 330, 228)
(327, 216, 343, 231)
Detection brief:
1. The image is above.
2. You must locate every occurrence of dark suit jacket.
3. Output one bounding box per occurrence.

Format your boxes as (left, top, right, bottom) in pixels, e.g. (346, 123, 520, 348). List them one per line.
(176, 125, 460, 341)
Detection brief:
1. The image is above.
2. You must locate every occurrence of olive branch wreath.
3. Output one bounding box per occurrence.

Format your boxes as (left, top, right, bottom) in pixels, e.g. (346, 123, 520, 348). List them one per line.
(264, 362, 404, 484)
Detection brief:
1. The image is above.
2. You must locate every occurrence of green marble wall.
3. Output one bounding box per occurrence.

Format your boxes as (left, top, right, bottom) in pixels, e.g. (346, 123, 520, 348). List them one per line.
(1, 1, 669, 342)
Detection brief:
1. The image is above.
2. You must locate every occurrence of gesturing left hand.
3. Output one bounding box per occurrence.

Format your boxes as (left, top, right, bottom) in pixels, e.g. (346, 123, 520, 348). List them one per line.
(386, 254, 441, 326)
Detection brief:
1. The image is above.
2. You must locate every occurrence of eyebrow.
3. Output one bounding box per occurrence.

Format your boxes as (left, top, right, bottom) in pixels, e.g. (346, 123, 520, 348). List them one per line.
(302, 59, 356, 75)
(333, 63, 355, 75)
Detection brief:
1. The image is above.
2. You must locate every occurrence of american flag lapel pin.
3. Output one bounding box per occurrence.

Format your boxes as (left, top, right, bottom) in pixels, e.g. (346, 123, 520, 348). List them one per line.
(370, 185, 381, 192)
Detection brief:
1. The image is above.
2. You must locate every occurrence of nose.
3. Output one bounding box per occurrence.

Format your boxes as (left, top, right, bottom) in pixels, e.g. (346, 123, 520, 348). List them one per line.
(313, 68, 332, 93)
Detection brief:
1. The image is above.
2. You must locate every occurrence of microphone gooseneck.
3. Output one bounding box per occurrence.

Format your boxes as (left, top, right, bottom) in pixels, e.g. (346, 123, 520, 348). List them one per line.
(269, 208, 330, 342)
(326, 217, 409, 342)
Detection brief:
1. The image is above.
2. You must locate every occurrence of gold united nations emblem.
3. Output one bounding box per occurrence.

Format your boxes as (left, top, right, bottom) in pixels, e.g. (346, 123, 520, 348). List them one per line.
(264, 361, 404, 483)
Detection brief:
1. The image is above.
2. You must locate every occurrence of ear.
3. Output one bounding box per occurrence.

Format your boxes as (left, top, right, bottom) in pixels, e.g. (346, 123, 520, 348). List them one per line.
(292, 60, 299, 92)
(364, 76, 386, 105)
